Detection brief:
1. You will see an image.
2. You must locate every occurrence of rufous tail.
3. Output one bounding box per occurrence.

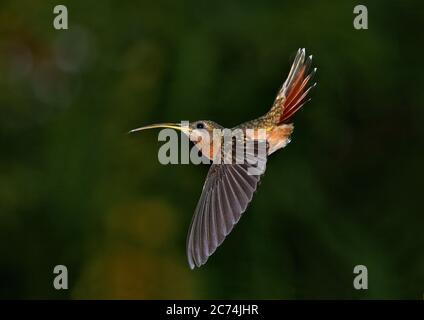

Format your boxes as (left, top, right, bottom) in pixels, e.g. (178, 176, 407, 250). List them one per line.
(267, 48, 317, 125)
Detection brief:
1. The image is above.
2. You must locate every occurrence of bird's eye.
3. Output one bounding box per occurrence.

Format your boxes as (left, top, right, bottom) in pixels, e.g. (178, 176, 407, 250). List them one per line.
(196, 122, 204, 129)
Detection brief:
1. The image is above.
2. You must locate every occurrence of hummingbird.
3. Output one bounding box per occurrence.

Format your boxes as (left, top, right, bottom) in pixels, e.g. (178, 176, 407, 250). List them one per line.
(130, 48, 317, 269)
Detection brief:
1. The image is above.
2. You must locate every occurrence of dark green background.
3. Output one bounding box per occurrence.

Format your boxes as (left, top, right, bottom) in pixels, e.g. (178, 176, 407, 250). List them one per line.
(0, 0, 423, 299)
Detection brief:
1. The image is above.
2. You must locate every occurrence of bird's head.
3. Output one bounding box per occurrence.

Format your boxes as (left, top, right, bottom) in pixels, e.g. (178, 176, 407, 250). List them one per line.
(188, 120, 223, 144)
(129, 120, 223, 150)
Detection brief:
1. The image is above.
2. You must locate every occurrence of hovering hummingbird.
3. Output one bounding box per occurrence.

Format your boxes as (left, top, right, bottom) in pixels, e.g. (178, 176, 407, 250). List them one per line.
(130, 48, 317, 269)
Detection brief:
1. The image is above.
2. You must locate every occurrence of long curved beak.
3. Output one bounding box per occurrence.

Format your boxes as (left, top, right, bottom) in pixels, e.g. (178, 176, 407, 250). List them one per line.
(128, 123, 191, 134)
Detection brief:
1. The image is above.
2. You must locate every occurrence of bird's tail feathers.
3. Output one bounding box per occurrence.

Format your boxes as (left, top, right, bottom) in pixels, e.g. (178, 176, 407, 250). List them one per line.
(268, 48, 317, 124)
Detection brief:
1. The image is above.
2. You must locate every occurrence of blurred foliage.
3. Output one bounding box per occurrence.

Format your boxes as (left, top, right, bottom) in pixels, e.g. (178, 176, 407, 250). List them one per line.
(0, 0, 423, 299)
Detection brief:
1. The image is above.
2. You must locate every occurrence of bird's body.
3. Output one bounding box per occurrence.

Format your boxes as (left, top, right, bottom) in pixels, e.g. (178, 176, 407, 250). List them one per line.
(130, 48, 317, 269)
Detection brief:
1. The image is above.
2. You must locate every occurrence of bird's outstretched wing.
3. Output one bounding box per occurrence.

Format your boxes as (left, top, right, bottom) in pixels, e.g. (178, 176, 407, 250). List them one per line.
(186, 139, 268, 269)
(269, 48, 317, 124)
